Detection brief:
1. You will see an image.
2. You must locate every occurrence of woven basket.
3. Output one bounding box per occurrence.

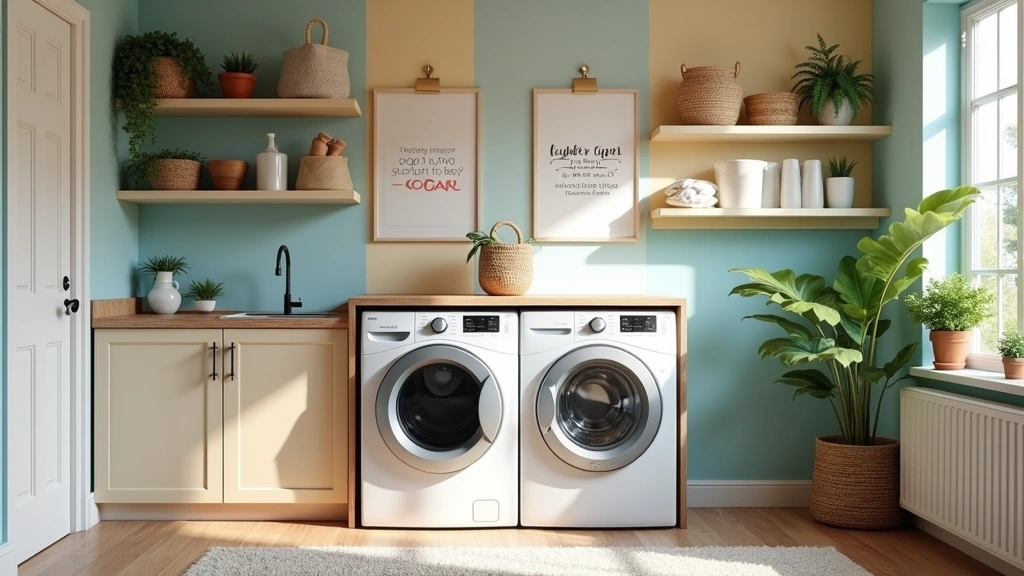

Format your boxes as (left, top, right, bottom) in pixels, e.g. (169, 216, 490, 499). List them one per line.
(743, 92, 799, 125)
(676, 62, 743, 125)
(152, 57, 193, 99)
(478, 221, 533, 296)
(149, 159, 201, 190)
(810, 436, 903, 530)
(277, 19, 350, 99)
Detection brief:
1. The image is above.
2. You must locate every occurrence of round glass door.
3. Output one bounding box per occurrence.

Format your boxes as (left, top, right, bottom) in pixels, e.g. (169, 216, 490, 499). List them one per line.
(377, 345, 503, 474)
(537, 345, 661, 472)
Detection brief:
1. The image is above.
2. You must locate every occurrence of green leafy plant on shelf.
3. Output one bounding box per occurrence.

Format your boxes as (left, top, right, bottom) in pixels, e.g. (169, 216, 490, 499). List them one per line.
(465, 231, 538, 262)
(828, 156, 858, 178)
(139, 255, 189, 278)
(729, 186, 980, 445)
(113, 31, 213, 180)
(183, 278, 225, 301)
(998, 329, 1024, 358)
(792, 33, 876, 120)
(127, 148, 207, 184)
(904, 273, 994, 331)
(220, 51, 259, 74)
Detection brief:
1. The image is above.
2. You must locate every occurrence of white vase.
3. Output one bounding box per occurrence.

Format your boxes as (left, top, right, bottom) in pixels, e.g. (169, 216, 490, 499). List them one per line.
(826, 177, 855, 208)
(148, 271, 181, 314)
(257, 132, 288, 191)
(801, 159, 824, 209)
(819, 98, 854, 126)
(780, 159, 802, 208)
(194, 300, 217, 312)
(761, 162, 781, 208)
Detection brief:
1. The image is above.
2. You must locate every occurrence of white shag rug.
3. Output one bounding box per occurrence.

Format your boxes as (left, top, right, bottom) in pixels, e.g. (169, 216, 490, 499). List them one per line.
(183, 545, 873, 576)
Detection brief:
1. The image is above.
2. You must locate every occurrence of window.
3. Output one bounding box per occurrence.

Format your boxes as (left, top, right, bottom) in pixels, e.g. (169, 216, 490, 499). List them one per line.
(963, 0, 1021, 369)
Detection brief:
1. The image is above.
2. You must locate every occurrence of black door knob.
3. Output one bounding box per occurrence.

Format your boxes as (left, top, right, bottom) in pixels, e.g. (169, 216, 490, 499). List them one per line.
(63, 276, 70, 291)
(64, 298, 80, 315)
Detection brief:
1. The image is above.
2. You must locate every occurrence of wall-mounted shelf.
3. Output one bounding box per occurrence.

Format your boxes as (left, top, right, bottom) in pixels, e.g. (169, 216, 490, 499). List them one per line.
(649, 125, 893, 143)
(116, 189, 361, 205)
(153, 98, 362, 118)
(650, 207, 891, 230)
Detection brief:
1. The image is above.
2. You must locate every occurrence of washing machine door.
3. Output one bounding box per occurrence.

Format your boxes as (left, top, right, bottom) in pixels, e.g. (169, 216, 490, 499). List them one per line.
(377, 344, 503, 474)
(536, 344, 662, 472)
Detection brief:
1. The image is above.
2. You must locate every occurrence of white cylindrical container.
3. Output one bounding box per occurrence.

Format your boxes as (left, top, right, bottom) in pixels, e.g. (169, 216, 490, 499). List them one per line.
(802, 159, 824, 208)
(761, 162, 781, 208)
(257, 132, 288, 191)
(780, 159, 802, 208)
(826, 177, 855, 208)
(713, 159, 767, 208)
(147, 271, 181, 314)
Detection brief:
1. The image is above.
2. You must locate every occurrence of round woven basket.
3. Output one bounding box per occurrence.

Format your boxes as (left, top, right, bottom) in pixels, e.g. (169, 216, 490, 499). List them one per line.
(743, 92, 799, 125)
(478, 220, 533, 296)
(152, 56, 194, 99)
(810, 436, 903, 530)
(676, 62, 743, 125)
(149, 159, 202, 190)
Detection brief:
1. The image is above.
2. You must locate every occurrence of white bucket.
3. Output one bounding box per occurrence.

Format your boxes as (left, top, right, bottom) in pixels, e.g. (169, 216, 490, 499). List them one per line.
(714, 159, 767, 208)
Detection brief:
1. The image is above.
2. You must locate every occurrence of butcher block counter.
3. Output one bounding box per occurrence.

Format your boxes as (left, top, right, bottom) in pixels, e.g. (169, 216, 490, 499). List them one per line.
(92, 297, 348, 329)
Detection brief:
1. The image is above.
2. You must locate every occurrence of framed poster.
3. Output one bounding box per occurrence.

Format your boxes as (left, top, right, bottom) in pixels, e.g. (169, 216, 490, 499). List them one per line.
(373, 88, 480, 241)
(533, 89, 639, 242)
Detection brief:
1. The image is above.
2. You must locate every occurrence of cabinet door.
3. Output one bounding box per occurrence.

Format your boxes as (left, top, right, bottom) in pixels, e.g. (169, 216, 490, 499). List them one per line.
(94, 329, 223, 503)
(223, 329, 347, 503)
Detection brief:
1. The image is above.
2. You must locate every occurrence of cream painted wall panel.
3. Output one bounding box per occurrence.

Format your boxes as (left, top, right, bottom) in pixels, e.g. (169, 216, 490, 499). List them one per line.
(366, 0, 476, 294)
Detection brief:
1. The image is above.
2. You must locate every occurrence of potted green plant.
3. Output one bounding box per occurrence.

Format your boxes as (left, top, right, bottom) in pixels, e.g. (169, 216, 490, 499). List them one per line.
(730, 186, 979, 529)
(183, 278, 225, 313)
(219, 51, 259, 98)
(792, 33, 876, 125)
(139, 255, 189, 315)
(129, 148, 206, 191)
(826, 156, 857, 208)
(113, 31, 212, 179)
(466, 220, 537, 296)
(904, 273, 994, 370)
(998, 329, 1024, 379)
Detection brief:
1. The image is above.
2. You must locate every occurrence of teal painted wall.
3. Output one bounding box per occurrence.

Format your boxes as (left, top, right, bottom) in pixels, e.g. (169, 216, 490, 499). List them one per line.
(136, 0, 366, 313)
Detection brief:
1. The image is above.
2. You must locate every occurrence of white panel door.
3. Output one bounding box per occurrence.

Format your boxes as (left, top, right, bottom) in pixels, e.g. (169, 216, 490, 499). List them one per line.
(7, 0, 72, 563)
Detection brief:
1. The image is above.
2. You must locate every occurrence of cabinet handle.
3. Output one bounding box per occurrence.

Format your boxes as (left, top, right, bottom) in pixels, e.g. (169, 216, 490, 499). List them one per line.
(228, 343, 236, 381)
(210, 341, 218, 380)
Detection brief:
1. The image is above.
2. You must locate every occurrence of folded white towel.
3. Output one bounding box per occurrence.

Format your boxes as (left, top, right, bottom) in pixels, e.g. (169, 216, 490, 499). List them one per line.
(665, 178, 718, 208)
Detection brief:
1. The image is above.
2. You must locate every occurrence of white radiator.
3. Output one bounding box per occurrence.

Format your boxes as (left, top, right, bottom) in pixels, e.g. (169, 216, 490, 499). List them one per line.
(901, 386, 1024, 570)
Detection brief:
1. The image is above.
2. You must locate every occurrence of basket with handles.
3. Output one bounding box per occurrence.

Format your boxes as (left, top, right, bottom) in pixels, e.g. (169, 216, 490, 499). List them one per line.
(676, 62, 743, 125)
(277, 18, 350, 98)
(477, 221, 533, 296)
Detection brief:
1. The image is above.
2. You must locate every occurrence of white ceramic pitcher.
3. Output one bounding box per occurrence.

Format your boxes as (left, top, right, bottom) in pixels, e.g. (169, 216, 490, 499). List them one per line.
(148, 271, 182, 314)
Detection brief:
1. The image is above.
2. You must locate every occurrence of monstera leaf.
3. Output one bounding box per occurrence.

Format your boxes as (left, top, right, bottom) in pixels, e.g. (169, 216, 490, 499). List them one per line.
(731, 269, 841, 326)
(776, 369, 836, 400)
(757, 335, 862, 367)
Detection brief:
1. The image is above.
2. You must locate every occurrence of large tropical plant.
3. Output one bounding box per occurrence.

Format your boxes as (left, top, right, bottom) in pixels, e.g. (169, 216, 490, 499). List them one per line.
(729, 187, 980, 445)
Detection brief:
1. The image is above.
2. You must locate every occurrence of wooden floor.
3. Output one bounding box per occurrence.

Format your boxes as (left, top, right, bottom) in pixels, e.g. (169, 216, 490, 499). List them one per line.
(19, 508, 999, 576)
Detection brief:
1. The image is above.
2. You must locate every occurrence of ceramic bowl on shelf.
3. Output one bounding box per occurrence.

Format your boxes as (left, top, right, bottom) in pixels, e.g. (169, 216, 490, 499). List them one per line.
(207, 159, 249, 191)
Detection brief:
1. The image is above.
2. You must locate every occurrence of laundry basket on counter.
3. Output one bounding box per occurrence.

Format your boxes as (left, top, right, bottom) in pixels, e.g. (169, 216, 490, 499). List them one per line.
(713, 159, 767, 208)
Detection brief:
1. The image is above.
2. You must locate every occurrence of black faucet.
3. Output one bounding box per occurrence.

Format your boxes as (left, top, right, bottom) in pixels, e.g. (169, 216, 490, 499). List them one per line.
(275, 245, 302, 314)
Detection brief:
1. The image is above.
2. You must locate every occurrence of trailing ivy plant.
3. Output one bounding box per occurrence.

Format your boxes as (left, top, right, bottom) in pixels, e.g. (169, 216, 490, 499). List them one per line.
(792, 33, 876, 120)
(126, 148, 206, 185)
(113, 31, 212, 182)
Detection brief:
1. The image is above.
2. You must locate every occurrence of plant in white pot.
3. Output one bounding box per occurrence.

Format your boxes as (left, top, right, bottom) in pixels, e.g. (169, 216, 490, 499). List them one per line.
(998, 329, 1024, 379)
(730, 186, 979, 529)
(140, 255, 188, 315)
(904, 273, 994, 370)
(792, 34, 876, 126)
(184, 278, 225, 313)
(826, 156, 857, 208)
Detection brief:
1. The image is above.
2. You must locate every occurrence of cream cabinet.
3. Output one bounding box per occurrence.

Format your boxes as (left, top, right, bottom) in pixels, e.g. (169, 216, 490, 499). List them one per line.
(94, 328, 348, 505)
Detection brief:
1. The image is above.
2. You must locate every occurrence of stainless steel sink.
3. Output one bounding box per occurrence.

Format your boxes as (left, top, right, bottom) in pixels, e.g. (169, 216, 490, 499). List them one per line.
(220, 312, 340, 319)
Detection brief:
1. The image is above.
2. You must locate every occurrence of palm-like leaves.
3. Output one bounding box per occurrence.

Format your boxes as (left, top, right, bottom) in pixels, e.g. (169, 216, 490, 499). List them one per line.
(792, 33, 876, 119)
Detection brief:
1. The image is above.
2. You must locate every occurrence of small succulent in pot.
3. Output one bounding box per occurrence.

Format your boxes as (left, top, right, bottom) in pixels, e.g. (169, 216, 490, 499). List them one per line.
(219, 51, 259, 98)
(139, 255, 189, 277)
(998, 329, 1024, 379)
(825, 156, 858, 209)
(183, 278, 225, 313)
(128, 148, 206, 190)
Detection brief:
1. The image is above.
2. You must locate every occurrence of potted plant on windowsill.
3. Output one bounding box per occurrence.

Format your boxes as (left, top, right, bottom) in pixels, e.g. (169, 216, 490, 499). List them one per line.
(218, 51, 259, 98)
(129, 148, 206, 191)
(792, 33, 876, 125)
(904, 273, 994, 370)
(184, 278, 225, 313)
(139, 255, 189, 315)
(998, 329, 1024, 379)
(730, 186, 980, 530)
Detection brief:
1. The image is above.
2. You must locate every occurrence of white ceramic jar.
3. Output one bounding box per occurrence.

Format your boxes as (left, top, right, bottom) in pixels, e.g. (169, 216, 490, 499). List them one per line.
(147, 271, 182, 314)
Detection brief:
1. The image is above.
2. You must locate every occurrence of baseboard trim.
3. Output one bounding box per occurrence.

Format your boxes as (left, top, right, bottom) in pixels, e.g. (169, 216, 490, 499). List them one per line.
(686, 480, 811, 508)
(86, 493, 100, 531)
(98, 503, 349, 522)
(912, 514, 1024, 576)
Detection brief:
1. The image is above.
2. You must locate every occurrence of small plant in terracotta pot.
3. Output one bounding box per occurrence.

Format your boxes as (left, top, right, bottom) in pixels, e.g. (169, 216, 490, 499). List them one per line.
(905, 273, 994, 370)
(183, 278, 225, 313)
(207, 159, 249, 190)
(218, 52, 258, 98)
(129, 148, 205, 190)
(998, 329, 1024, 379)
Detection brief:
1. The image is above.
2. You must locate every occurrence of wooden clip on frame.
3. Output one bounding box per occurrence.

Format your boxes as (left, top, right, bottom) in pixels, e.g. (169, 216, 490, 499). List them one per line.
(415, 65, 441, 93)
(572, 65, 597, 93)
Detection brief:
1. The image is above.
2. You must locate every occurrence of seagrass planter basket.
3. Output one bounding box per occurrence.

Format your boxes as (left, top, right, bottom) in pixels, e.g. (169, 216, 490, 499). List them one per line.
(676, 62, 743, 125)
(477, 220, 533, 296)
(810, 435, 903, 530)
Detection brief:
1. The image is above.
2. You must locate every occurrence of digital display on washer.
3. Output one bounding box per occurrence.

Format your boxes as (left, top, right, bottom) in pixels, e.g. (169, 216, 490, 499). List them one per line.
(620, 315, 657, 333)
(463, 315, 500, 333)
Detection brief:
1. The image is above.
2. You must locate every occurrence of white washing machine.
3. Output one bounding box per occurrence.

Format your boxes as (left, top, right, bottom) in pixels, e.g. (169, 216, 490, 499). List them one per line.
(520, 310, 677, 528)
(360, 310, 518, 528)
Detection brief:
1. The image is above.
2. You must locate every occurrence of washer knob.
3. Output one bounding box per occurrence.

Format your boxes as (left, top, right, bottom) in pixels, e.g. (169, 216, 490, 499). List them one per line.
(430, 317, 448, 333)
(589, 317, 607, 333)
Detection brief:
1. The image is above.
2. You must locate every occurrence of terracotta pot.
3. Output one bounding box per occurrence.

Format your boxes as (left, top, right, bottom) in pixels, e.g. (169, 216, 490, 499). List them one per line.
(929, 330, 972, 370)
(218, 72, 257, 98)
(1003, 357, 1024, 379)
(810, 436, 902, 530)
(152, 57, 194, 98)
(207, 159, 248, 191)
(149, 159, 201, 190)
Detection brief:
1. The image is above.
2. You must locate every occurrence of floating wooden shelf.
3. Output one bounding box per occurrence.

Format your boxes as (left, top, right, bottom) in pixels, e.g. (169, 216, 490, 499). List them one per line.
(116, 189, 361, 205)
(650, 207, 891, 230)
(153, 98, 362, 118)
(649, 125, 893, 143)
